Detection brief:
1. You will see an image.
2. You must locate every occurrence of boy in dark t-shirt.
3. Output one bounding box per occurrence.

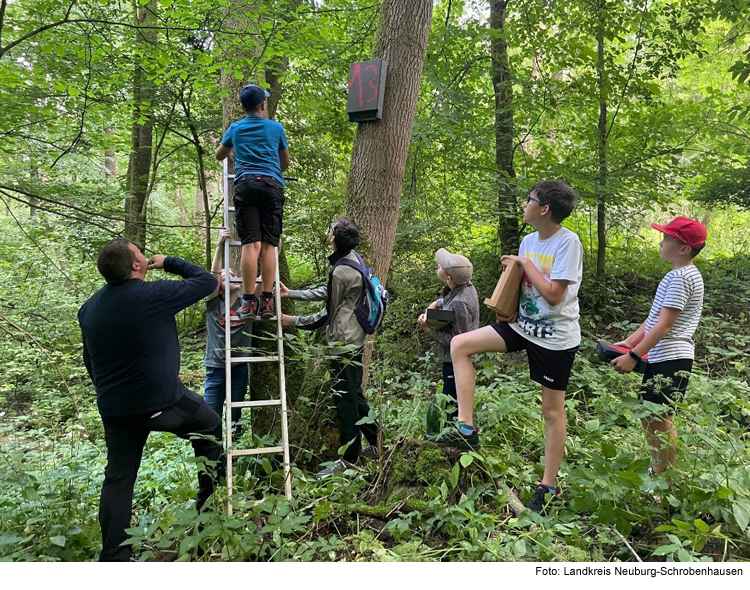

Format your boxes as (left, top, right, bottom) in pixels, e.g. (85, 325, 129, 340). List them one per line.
(216, 84, 291, 321)
(611, 217, 706, 477)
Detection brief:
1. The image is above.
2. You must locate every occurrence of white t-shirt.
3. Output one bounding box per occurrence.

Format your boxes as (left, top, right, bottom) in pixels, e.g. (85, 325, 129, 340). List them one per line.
(645, 265, 704, 363)
(509, 227, 583, 350)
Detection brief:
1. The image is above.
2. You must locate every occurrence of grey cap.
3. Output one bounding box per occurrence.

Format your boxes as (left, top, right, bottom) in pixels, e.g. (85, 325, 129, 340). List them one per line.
(435, 248, 473, 285)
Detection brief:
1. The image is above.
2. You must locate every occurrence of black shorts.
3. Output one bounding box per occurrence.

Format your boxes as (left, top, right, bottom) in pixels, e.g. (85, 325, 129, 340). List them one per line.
(640, 358, 692, 406)
(234, 174, 285, 246)
(491, 322, 578, 391)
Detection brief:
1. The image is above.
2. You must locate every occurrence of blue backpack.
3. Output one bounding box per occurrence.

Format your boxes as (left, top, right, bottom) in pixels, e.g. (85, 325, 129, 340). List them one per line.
(335, 251, 389, 335)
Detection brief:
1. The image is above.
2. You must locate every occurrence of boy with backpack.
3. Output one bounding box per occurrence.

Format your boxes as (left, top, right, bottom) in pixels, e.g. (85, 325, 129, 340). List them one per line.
(428, 180, 582, 514)
(215, 83, 291, 321)
(610, 216, 706, 477)
(280, 217, 384, 478)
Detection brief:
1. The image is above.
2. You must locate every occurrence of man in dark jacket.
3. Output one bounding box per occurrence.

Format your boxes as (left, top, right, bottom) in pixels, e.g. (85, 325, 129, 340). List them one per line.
(78, 238, 222, 561)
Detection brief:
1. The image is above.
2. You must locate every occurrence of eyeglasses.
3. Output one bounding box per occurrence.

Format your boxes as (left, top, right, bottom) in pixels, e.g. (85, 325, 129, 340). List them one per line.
(526, 195, 545, 206)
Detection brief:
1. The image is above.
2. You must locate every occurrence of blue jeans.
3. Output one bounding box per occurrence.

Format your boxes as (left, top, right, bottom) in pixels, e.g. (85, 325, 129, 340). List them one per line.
(203, 365, 249, 424)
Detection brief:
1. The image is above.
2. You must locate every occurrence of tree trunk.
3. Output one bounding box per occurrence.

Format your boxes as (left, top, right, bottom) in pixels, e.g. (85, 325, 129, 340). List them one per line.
(344, 0, 433, 390)
(491, 0, 519, 257)
(104, 125, 116, 180)
(124, 1, 156, 248)
(596, 1, 608, 281)
(344, 0, 433, 287)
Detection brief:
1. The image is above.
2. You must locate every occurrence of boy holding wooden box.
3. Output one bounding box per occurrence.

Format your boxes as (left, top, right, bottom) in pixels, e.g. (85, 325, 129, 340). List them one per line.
(427, 180, 582, 514)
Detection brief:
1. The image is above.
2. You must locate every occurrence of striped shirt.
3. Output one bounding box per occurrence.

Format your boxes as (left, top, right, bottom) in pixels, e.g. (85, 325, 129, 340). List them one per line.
(645, 265, 704, 363)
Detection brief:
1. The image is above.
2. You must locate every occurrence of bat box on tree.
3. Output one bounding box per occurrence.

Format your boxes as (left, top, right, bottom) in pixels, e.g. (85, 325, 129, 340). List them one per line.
(347, 59, 388, 122)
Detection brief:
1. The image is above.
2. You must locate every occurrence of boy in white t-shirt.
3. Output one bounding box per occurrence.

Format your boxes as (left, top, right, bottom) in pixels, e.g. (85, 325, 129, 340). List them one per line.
(427, 180, 582, 514)
(611, 217, 706, 477)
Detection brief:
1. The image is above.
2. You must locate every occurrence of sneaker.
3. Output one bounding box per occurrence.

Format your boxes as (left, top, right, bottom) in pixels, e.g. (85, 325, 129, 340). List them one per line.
(361, 445, 388, 460)
(647, 466, 656, 477)
(237, 298, 258, 321)
(424, 423, 481, 451)
(259, 296, 275, 320)
(527, 484, 556, 514)
(315, 458, 359, 480)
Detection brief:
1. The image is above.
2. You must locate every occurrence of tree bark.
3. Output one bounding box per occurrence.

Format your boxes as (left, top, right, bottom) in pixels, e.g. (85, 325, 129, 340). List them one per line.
(344, 0, 433, 287)
(491, 0, 519, 256)
(104, 125, 116, 180)
(596, 0, 608, 280)
(344, 0, 433, 390)
(124, 1, 156, 247)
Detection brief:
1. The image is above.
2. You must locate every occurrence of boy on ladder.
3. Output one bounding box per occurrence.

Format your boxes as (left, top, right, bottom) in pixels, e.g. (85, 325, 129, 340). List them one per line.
(215, 83, 291, 321)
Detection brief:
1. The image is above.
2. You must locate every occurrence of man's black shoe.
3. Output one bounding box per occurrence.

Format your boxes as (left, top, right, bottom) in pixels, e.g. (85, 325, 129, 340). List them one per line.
(425, 423, 480, 451)
(527, 484, 556, 514)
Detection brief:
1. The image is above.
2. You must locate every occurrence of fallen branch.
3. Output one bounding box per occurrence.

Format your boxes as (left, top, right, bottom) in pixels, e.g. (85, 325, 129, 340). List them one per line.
(612, 527, 643, 562)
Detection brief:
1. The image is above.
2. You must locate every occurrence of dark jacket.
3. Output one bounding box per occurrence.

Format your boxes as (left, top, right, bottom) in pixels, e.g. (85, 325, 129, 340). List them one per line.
(78, 257, 216, 417)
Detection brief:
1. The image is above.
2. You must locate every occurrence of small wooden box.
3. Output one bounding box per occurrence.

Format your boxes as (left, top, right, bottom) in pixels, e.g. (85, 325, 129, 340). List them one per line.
(426, 308, 455, 329)
(484, 259, 523, 317)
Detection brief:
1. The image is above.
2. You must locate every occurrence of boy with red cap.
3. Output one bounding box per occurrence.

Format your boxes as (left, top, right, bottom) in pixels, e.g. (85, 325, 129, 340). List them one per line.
(611, 216, 707, 477)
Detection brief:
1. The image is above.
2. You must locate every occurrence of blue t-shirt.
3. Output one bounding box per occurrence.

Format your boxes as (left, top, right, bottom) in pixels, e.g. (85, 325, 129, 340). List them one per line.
(221, 115, 288, 185)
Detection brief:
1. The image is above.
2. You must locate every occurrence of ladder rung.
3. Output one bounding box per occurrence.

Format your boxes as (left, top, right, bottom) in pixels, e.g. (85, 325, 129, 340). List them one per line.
(228, 206, 235, 212)
(230, 356, 280, 363)
(227, 173, 235, 179)
(230, 399, 281, 408)
(230, 446, 283, 457)
(229, 240, 242, 247)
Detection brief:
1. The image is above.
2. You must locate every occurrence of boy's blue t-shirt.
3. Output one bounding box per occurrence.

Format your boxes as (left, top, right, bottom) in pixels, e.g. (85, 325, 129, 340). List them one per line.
(221, 115, 288, 186)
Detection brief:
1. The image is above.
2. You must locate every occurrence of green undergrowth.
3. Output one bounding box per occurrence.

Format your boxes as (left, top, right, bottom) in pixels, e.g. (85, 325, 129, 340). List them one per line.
(2, 340, 748, 561)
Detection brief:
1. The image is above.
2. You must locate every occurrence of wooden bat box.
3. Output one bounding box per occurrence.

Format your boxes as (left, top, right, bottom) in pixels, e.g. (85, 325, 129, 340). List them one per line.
(484, 259, 523, 317)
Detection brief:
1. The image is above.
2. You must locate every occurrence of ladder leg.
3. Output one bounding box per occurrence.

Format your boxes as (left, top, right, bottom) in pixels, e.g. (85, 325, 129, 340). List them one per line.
(275, 246, 292, 499)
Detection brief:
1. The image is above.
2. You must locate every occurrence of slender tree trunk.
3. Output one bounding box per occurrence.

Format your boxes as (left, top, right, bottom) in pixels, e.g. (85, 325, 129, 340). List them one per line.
(104, 125, 116, 180)
(124, 1, 156, 247)
(344, 0, 433, 286)
(491, 0, 519, 256)
(596, 1, 608, 280)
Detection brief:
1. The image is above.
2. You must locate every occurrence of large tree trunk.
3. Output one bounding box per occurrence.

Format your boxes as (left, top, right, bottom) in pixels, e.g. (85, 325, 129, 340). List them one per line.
(344, 0, 433, 391)
(596, 1, 608, 281)
(491, 0, 519, 257)
(344, 0, 433, 287)
(124, 1, 156, 247)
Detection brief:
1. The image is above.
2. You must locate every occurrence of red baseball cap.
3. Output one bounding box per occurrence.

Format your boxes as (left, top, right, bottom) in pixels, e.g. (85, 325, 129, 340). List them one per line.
(651, 216, 707, 250)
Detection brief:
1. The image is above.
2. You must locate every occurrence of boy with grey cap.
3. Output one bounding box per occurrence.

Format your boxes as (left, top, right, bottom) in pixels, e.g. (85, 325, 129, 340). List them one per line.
(216, 84, 291, 322)
(418, 249, 480, 424)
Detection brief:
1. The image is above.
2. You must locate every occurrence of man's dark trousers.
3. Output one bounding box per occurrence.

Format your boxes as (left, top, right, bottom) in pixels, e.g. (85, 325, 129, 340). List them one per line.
(330, 353, 379, 462)
(98, 390, 222, 562)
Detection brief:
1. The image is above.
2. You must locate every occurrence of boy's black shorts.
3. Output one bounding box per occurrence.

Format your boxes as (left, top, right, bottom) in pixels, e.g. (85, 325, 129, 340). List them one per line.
(491, 322, 578, 391)
(234, 174, 285, 246)
(640, 358, 692, 407)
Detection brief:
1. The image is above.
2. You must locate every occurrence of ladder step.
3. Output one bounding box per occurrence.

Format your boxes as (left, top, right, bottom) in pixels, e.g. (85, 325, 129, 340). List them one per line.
(228, 206, 235, 212)
(229, 240, 242, 247)
(227, 173, 235, 179)
(230, 446, 284, 457)
(230, 356, 280, 363)
(230, 399, 281, 408)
